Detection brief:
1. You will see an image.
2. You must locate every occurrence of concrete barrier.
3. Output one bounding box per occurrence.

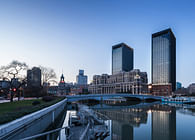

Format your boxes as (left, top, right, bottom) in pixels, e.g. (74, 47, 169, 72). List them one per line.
(0, 99, 67, 140)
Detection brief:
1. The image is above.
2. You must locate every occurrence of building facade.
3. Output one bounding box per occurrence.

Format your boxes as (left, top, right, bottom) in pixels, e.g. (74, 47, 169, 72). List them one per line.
(176, 82, 182, 90)
(112, 43, 134, 75)
(151, 28, 176, 95)
(46, 73, 88, 96)
(76, 70, 88, 85)
(27, 67, 41, 88)
(188, 83, 195, 94)
(58, 74, 71, 95)
(89, 69, 148, 94)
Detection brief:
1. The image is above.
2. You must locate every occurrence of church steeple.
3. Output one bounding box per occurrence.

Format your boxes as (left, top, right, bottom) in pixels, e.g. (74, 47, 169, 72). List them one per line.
(60, 74, 65, 83)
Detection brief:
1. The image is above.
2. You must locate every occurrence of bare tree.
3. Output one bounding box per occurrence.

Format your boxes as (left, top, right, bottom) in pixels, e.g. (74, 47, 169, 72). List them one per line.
(39, 66, 57, 84)
(0, 60, 28, 80)
(0, 60, 28, 102)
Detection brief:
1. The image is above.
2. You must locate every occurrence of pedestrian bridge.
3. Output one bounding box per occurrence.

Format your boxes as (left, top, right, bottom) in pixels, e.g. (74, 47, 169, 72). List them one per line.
(66, 94, 163, 102)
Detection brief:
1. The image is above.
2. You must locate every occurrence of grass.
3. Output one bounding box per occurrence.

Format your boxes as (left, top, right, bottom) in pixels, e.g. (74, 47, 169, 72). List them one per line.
(0, 97, 65, 125)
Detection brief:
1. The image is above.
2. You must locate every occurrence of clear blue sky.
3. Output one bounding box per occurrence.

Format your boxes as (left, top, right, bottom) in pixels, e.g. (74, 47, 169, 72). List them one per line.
(0, 0, 195, 87)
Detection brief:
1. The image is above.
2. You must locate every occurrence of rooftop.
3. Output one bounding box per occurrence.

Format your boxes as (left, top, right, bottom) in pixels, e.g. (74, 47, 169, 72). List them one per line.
(112, 42, 133, 50)
(152, 28, 176, 39)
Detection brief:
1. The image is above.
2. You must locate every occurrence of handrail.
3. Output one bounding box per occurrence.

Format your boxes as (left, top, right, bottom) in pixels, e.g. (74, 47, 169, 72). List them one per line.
(0, 99, 67, 139)
(93, 110, 110, 120)
(21, 126, 67, 140)
(79, 122, 90, 140)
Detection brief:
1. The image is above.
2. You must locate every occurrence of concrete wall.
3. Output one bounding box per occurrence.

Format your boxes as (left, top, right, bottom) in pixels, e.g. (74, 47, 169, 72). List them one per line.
(0, 99, 67, 140)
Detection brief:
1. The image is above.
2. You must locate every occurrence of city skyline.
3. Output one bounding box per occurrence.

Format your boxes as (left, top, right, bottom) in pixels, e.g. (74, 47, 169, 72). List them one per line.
(0, 1, 195, 87)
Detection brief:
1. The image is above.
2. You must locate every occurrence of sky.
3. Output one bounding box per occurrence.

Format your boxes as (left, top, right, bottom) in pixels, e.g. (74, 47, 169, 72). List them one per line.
(0, 0, 195, 87)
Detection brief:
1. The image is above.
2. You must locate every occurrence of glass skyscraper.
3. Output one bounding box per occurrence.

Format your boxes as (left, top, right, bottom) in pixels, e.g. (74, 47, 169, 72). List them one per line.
(112, 43, 133, 75)
(152, 28, 176, 91)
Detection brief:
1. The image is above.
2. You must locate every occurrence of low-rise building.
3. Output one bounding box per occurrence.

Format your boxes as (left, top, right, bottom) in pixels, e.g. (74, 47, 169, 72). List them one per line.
(57, 74, 71, 95)
(174, 87, 189, 96)
(188, 83, 195, 95)
(47, 86, 58, 94)
(70, 85, 88, 95)
(89, 69, 148, 94)
(149, 84, 172, 96)
(46, 74, 88, 96)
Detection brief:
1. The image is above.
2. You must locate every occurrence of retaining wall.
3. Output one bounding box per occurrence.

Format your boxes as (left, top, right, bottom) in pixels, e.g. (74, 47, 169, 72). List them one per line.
(0, 99, 67, 140)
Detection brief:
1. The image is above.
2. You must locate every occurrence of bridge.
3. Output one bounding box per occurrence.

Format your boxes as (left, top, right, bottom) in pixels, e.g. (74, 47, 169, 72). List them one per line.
(66, 94, 163, 102)
(89, 102, 159, 110)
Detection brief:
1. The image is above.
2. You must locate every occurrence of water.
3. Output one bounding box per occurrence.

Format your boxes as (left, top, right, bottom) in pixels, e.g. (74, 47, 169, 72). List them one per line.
(89, 103, 195, 140)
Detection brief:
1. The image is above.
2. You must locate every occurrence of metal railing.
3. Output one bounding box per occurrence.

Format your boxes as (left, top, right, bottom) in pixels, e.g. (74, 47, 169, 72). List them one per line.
(79, 122, 90, 140)
(93, 110, 110, 120)
(21, 126, 67, 140)
(0, 99, 67, 140)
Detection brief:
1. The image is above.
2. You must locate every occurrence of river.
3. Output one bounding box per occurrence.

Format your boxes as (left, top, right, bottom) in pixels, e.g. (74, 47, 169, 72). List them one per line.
(86, 103, 195, 140)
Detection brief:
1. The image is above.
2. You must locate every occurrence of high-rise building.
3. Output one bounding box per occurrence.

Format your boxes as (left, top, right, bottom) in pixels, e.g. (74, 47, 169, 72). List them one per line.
(112, 43, 134, 75)
(176, 82, 182, 90)
(27, 67, 41, 88)
(76, 70, 88, 85)
(152, 28, 176, 94)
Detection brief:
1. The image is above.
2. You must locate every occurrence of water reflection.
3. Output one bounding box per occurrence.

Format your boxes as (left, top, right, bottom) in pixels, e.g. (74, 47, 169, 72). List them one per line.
(151, 105, 176, 140)
(94, 104, 180, 140)
(112, 121, 133, 140)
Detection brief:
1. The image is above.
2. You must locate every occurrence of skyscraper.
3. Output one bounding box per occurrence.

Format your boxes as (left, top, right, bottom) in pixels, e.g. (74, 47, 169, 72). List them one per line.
(112, 43, 133, 75)
(152, 28, 176, 93)
(76, 70, 88, 85)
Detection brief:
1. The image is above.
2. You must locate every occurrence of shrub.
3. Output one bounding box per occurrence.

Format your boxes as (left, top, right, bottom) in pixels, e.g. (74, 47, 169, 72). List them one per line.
(42, 96, 55, 102)
(32, 100, 41, 106)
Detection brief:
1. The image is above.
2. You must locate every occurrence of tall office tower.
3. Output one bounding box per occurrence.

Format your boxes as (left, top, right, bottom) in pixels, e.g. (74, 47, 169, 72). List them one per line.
(112, 43, 134, 75)
(76, 70, 88, 85)
(27, 67, 42, 87)
(152, 28, 176, 93)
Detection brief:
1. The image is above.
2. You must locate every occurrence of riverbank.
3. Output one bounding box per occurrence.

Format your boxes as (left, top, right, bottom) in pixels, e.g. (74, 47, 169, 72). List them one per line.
(0, 97, 64, 124)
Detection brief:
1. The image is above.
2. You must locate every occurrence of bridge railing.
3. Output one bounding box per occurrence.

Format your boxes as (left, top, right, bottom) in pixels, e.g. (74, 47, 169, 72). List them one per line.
(0, 99, 67, 140)
(21, 126, 67, 140)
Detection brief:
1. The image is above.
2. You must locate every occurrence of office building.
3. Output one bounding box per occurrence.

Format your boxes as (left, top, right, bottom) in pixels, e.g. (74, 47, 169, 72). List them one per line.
(176, 82, 182, 90)
(89, 69, 148, 94)
(27, 67, 41, 88)
(76, 70, 88, 85)
(112, 43, 134, 75)
(151, 28, 176, 95)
